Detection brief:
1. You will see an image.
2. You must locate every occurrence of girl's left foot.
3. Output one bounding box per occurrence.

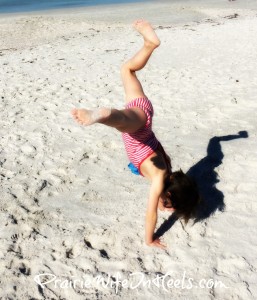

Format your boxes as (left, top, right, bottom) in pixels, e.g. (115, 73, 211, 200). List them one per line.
(71, 108, 111, 126)
(133, 19, 160, 48)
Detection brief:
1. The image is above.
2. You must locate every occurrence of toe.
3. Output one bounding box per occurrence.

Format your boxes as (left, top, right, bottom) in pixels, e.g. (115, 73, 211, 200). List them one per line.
(133, 19, 143, 27)
(71, 108, 77, 115)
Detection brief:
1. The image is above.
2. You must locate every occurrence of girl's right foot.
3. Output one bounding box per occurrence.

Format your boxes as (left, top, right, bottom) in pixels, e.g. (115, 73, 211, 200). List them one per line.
(71, 107, 111, 126)
(133, 19, 161, 48)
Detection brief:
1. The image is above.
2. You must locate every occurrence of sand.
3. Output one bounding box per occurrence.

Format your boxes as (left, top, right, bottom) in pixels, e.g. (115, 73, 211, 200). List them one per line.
(1, 0, 257, 299)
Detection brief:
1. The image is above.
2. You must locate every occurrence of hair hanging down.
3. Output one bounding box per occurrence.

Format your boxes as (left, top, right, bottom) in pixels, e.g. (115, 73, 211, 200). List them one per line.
(163, 170, 201, 224)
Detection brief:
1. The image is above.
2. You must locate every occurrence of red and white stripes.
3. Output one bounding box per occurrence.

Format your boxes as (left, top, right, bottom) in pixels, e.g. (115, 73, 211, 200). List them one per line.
(122, 97, 159, 171)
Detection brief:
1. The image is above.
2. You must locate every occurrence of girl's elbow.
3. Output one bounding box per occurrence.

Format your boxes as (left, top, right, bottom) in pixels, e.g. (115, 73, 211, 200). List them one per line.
(146, 210, 157, 219)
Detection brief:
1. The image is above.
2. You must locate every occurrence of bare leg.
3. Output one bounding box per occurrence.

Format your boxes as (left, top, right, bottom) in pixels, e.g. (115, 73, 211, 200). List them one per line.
(71, 107, 146, 133)
(71, 20, 160, 133)
(121, 19, 160, 103)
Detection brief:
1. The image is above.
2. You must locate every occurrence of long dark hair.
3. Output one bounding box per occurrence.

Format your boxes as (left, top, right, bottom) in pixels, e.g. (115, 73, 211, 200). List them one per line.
(163, 170, 200, 224)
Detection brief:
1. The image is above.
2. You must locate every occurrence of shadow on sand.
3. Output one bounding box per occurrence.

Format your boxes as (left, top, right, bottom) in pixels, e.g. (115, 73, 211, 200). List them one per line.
(154, 130, 248, 238)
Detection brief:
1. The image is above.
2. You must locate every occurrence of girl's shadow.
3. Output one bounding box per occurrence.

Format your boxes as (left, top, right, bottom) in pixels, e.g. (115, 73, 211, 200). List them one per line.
(154, 131, 248, 238)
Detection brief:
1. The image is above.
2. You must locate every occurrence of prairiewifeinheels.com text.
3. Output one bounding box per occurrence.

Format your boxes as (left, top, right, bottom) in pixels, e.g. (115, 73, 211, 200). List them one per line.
(34, 271, 229, 293)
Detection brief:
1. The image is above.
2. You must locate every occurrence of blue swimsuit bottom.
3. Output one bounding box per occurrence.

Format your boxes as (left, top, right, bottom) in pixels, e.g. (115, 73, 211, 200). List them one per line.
(128, 162, 140, 175)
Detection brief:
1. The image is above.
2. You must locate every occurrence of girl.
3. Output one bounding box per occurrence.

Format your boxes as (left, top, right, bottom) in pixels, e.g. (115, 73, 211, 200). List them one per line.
(72, 20, 199, 249)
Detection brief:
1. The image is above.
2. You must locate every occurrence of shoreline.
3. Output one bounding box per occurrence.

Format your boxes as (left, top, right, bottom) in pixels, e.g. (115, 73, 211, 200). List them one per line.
(0, 0, 256, 22)
(1, 0, 256, 52)
(0, 0, 150, 16)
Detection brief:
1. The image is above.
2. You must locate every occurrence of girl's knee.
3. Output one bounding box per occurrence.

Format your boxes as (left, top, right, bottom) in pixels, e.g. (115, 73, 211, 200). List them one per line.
(121, 63, 129, 75)
(121, 62, 134, 75)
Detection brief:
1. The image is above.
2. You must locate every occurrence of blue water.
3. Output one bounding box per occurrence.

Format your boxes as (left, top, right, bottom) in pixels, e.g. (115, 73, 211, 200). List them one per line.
(0, 0, 148, 14)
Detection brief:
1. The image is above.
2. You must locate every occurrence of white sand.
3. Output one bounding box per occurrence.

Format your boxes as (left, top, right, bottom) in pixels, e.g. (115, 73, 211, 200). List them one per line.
(1, 1, 257, 299)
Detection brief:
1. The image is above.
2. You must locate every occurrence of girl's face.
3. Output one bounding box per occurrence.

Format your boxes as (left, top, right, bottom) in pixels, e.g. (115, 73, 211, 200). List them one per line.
(161, 192, 174, 209)
(163, 198, 173, 208)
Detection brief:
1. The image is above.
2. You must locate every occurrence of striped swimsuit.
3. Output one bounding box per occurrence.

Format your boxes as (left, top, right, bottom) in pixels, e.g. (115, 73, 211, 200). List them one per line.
(122, 97, 160, 176)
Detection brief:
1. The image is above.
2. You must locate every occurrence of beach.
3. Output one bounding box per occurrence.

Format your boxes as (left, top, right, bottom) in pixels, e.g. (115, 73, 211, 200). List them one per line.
(1, 0, 257, 299)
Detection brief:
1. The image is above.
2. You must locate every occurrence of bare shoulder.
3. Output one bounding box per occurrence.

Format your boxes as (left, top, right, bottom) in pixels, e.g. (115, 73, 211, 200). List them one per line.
(140, 150, 167, 180)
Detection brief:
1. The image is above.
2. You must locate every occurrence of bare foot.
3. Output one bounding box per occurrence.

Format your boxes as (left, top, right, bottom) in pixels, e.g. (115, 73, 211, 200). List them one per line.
(71, 107, 111, 126)
(133, 19, 160, 48)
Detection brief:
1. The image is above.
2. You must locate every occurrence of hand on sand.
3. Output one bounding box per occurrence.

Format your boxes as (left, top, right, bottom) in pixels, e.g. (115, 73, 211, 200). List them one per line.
(148, 238, 167, 250)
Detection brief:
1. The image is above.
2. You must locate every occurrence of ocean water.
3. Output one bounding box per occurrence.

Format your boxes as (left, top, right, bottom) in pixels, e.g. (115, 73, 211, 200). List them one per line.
(0, 0, 148, 14)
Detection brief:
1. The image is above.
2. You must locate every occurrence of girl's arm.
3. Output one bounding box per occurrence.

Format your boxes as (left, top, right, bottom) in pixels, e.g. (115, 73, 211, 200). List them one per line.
(145, 177, 166, 249)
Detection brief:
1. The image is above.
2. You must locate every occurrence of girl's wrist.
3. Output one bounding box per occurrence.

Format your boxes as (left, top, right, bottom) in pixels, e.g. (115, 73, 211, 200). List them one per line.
(145, 237, 153, 245)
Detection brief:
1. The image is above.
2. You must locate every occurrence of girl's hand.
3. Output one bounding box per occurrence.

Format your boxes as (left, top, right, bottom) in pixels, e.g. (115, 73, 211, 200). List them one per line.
(148, 238, 167, 249)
